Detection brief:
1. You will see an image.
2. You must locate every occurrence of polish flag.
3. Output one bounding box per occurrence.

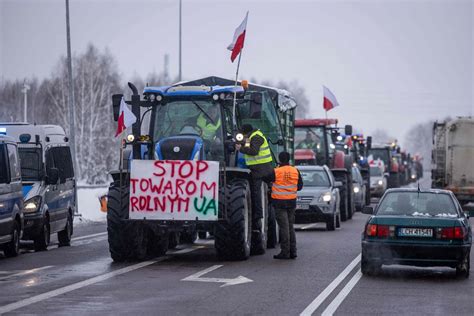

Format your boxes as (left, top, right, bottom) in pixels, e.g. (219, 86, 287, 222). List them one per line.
(323, 86, 340, 111)
(115, 97, 137, 137)
(227, 12, 249, 62)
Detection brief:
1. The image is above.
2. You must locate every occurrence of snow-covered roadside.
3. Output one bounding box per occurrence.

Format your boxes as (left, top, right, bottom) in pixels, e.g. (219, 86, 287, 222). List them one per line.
(75, 186, 108, 225)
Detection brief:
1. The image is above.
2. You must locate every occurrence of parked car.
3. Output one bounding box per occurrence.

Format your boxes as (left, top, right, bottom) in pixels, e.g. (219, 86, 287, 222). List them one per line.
(352, 165, 366, 211)
(0, 132, 23, 257)
(295, 165, 341, 230)
(2, 124, 76, 251)
(369, 162, 387, 197)
(361, 188, 472, 278)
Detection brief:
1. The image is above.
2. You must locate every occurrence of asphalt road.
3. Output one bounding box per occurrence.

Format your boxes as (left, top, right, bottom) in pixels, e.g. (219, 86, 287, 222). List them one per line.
(0, 210, 473, 315)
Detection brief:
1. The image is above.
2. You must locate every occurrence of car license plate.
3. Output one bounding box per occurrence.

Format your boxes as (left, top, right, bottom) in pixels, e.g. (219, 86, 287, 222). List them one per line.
(398, 228, 433, 237)
(297, 204, 309, 210)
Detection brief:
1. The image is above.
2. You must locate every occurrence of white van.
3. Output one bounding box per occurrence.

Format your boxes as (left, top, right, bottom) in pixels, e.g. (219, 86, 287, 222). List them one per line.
(1, 123, 76, 251)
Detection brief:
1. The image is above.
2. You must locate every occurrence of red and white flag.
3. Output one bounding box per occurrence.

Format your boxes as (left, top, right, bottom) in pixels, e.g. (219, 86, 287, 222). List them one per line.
(227, 12, 248, 62)
(323, 85, 340, 111)
(115, 97, 137, 137)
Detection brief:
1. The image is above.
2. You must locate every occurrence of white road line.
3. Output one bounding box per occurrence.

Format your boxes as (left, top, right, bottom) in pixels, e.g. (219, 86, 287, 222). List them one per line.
(300, 254, 361, 316)
(71, 232, 107, 241)
(0, 244, 204, 314)
(0, 266, 54, 282)
(321, 270, 363, 316)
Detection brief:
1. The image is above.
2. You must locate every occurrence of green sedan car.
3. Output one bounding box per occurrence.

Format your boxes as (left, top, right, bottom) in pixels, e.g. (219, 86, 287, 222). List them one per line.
(361, 188, 472, 278)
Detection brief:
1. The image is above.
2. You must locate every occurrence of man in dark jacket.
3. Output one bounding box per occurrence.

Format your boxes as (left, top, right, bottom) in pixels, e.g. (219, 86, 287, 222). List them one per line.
(235, 124, 274, 253)
(270, 151, 303, 259)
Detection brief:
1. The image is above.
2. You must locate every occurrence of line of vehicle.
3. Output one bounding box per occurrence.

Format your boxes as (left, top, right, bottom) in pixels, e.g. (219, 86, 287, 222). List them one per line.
(0, 266, 54, 282)
(321, 269, 363, 316)
(0, 244, 204, 314)
(300, 253, 361, 316)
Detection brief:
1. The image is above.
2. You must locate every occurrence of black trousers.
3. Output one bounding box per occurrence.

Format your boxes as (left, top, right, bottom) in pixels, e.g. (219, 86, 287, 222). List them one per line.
(275, 206, 296, 256)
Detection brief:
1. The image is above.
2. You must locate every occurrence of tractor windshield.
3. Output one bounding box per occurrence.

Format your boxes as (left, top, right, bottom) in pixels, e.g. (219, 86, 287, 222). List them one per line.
(295, 126, 328, 164)
(152, 100, 225, 161)
(368, 148, 390, 167)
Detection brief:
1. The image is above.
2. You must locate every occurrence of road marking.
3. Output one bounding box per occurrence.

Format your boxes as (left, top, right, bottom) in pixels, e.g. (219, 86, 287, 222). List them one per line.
(0, 244, 203, 314)
(182, 265, 253, 287)
(300, 254, 361, 316)
(321, 269, 363, 316)
(0, 266, 54, 282)
(71, 232, 107, 241)
(299, 224, 320, 230)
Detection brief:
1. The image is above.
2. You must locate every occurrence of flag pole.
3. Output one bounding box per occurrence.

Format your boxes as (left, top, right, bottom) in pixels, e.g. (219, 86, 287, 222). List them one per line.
(232, 49, 243, 130)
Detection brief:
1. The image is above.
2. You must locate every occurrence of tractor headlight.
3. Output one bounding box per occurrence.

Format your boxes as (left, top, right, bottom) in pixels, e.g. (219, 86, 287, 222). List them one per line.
(319, 192, 332, 202)
(126, 134, 135, 142)
(24, 196, 41, 213)
(148, 94, 156, 102)
(353, 186, 360, 193)
(212, 94, 219, 101)
(235, 133, 244, 142)
(378, 180, 383, 186)
(156, 94, 163, 102)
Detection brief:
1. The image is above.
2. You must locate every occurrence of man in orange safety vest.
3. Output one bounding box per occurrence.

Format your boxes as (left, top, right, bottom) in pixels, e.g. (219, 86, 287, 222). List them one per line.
(270, 151, 303, 259)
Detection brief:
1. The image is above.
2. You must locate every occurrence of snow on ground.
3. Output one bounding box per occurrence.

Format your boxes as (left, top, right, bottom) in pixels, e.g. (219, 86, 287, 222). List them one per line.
(75, 186, 108, 224)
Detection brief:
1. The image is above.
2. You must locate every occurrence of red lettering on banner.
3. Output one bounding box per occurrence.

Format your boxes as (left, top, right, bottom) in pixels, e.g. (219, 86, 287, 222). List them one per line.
(176, 179, 185, 195)
(139, 196, 148, 210)
(130, 196, 139, 211)
(162, 180, 173, 195)
(153, 161, 166, 176)
(146, 195, 154, 211)
(150, 178, 164, 194)
(200, 181, 217, 199)
(169, 195, 190, 213)
(185, 181, 197, 195)
(196, 161, 209, 181)
(179, 161, 193, 178)
(154, 196, 166, 212)
(140, 178, 150, 192)
(130, 179, 138, 194)
(167, 160, 182, 177)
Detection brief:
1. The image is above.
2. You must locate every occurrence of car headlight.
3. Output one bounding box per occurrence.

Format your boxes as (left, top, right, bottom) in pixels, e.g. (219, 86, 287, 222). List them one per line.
(378, 180, 383, 185)
(24, 196, 41, 213)
(353, 186, 360, 193)
(319, 192, 332, 202)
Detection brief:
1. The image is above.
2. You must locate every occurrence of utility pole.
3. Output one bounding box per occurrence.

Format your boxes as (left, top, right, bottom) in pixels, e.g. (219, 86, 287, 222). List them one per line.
(178, 0, 182, 81)
(21, 80, 30, 122)
(65, 0, 77, 173)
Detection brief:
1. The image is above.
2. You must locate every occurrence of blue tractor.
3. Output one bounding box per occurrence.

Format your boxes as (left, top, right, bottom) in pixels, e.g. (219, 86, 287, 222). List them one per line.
(107, 77, 296, 261)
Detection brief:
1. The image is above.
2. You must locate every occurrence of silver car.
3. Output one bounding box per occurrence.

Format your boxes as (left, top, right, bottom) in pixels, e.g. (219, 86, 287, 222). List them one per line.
(296, 165, 341, 231)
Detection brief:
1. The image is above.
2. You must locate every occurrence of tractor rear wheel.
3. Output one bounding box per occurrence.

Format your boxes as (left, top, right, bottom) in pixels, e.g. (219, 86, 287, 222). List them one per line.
(214, 179, 252, 261)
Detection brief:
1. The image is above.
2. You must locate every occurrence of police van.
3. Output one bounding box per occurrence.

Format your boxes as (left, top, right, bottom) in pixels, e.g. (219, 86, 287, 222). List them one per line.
(0, 130, 23, 257)
(2, 123, 76, 251)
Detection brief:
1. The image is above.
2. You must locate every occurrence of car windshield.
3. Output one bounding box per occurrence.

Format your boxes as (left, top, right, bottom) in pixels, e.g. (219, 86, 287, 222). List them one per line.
(295, 126, 328, 164)
(370, 166, 382, 176)
(298, 169, 330, 187)
(18, 146, 43, 181)
(377, 192, 458, 217)
(153, 100, 224, 161)
(369, 148, 389, 166)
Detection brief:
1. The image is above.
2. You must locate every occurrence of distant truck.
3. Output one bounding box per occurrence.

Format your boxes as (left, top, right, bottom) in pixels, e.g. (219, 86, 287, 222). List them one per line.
(432, 117, 474, 205)
(1, 123, 76, 250)
(368, 144, 400, 189)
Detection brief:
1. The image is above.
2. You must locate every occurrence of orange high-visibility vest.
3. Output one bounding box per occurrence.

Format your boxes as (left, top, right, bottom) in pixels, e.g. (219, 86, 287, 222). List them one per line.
(271, 165, 299, 200)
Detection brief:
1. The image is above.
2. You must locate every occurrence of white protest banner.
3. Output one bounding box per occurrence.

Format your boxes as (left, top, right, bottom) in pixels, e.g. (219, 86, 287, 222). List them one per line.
(129, 160, 219, 221)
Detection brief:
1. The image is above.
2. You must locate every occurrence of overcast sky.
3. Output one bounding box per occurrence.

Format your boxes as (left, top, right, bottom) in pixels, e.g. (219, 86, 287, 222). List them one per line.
(0, 0, 472, 144)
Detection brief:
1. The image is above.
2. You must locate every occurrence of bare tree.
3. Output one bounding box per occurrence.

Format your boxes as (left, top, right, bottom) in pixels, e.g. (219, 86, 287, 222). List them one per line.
(371, 129, 395, 145)
(44, 44, 122, 184)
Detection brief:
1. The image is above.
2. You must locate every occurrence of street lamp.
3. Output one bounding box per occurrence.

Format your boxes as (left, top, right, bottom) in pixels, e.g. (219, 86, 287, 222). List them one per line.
(21, 80, 30, 122)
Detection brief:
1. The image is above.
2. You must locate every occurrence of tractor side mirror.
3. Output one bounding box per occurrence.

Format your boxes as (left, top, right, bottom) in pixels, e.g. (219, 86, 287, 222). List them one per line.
(345, 125, 353, 136)
(112, 94, 123, 122)
(367, 136, 372, 150)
